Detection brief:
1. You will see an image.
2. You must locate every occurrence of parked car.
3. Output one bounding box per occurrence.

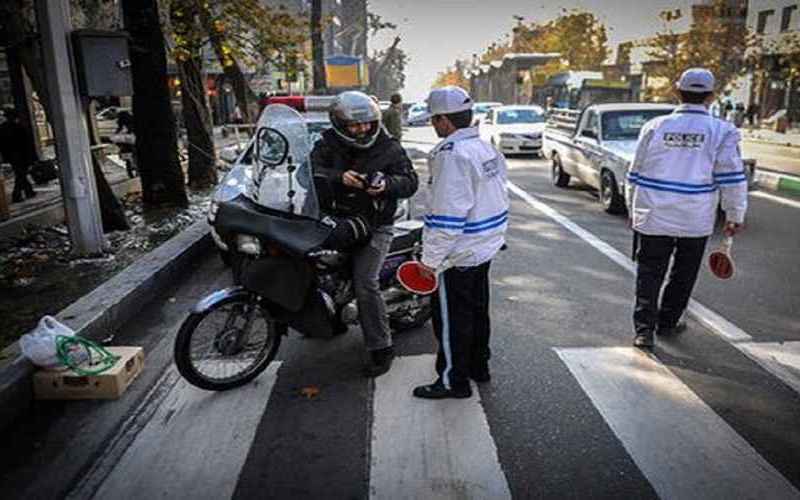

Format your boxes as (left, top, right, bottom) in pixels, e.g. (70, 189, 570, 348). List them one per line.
(542, 103, 757, 214)
(406, 103, 430, 126)
(472, 101, 503, 126)
(479, 105, 546, 156)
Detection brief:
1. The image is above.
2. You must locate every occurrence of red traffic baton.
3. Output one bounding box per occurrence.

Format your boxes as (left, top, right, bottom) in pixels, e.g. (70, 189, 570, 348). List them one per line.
(708, 236, 735, 280)
(396, 251, 474, 295)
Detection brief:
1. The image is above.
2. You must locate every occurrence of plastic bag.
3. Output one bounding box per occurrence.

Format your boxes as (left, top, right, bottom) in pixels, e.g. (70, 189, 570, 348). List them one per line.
(20, 316, 78, 370)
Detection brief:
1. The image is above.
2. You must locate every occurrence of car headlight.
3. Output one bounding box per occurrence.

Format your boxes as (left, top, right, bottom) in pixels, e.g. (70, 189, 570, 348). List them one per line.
(499, 133, 517, 139)
(236, 234, 262, 256)
(208, 201, 219, 224)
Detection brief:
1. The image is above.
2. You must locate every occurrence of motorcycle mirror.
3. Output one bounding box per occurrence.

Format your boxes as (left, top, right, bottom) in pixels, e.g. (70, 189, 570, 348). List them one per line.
(255, 126, 289, 167)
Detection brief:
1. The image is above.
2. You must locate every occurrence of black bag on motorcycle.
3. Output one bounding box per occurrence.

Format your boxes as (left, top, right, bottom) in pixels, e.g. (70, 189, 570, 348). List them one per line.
(240, 256, 314, 312)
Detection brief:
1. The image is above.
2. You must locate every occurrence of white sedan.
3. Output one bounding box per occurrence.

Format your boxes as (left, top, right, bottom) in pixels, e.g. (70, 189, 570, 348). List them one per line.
(479, 105, 546, 156)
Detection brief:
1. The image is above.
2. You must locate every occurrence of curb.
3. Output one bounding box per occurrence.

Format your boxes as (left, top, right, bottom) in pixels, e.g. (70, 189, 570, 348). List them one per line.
(0, 218, 212, 432)
(754, 169, 800, 197)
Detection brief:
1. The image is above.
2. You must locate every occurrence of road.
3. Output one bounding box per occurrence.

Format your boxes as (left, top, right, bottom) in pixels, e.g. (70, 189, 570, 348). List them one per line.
(2, 126, 799, 499)
(742, 140, 800, 176)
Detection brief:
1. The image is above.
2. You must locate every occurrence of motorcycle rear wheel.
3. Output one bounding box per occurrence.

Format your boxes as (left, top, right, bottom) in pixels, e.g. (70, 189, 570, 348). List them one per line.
(174, 295, 283, 391)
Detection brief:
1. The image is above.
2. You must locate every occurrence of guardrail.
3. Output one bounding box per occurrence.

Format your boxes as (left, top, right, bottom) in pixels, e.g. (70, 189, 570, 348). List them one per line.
(546, 108, 580, 134)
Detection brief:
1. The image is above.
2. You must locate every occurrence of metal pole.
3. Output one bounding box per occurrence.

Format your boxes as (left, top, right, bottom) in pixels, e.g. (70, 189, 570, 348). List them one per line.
(36, 0, 106, 256)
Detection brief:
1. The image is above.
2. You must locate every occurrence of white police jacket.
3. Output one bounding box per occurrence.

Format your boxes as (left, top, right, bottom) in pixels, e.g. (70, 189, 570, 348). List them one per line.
(626, 104, 748, 237)
(422, 126, 509, 269)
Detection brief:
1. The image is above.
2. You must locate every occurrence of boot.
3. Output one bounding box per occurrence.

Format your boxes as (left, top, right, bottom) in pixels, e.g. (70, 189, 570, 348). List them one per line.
(364, 346, 394, 377)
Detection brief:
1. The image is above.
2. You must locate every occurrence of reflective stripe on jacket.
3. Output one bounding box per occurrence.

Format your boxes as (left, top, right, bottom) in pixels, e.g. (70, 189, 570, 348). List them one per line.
(626, 104, 748, 237)
(422, 127, 509, 269)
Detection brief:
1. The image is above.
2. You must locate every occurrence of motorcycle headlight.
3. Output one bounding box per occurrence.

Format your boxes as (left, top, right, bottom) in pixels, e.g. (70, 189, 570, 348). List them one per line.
(236, 234, 262, 256)
(208, 201, 219, 224)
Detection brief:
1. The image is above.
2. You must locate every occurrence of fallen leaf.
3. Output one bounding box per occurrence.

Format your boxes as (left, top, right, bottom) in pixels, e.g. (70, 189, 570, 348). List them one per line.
(299, 386, 320, 399)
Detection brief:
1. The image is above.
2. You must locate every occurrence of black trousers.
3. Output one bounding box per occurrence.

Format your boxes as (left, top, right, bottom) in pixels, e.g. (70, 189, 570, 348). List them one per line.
(12, 163, 34, 201)
(634, 233, 708, 335)
(431, 261, 491, 389)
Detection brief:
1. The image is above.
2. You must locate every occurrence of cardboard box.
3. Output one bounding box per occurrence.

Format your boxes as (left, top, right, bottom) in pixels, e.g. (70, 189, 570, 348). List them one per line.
(33, 346, 144, 400)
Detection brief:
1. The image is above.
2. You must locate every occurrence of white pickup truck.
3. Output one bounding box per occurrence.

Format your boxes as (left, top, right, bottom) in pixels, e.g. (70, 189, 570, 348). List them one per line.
(542, 103, 756, 214)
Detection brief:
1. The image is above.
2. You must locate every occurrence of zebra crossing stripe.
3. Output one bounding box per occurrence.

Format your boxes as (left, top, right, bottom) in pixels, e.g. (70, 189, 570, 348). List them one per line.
(370, 355, 512, 500)
(80, 363, 281, 500)
(556, 347, 800, 499)
(738, 342, 800, 395)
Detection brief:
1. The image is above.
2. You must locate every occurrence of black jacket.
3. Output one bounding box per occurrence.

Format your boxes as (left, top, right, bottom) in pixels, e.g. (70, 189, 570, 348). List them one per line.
(310, 128, 418, 227)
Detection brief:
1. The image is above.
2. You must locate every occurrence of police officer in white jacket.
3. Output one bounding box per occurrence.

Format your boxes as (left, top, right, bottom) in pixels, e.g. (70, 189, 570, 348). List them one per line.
(413, 86, 509, 399)
(627, 68, 747, 349)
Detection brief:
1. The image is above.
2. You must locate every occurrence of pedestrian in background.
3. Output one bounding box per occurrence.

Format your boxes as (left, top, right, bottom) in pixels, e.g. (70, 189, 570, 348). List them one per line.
(382, 93, 404, 142)
(413, 86, 509, 399)
(0, 107, 36, 203)
(626, 68, 748, 349)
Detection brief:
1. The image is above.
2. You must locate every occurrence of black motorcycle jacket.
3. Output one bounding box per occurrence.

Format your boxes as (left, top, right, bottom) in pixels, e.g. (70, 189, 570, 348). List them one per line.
(310, 128, 418, 227)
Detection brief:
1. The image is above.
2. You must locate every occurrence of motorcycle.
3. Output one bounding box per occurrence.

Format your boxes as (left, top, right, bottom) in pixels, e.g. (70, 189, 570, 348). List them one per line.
(174, 104, 430, 391)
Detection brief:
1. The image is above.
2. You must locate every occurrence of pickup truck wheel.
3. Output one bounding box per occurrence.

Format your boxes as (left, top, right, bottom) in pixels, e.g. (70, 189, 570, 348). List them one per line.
(600, 170, 626, 215)
(551, 153, 570, 187)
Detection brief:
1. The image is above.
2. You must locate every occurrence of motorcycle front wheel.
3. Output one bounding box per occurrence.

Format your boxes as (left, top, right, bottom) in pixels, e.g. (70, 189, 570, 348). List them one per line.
(174, 294, 283, 391)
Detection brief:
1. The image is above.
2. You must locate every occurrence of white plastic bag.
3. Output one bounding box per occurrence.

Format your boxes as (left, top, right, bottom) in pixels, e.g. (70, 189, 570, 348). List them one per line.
(20, 316, 76, 370)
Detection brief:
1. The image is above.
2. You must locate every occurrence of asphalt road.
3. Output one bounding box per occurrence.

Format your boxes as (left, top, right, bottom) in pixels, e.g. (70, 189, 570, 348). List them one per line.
(2, 127, 799, 499)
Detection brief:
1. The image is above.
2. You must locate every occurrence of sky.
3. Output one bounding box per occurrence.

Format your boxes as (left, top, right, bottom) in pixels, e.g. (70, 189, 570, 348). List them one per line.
(368, 0, 698, 102)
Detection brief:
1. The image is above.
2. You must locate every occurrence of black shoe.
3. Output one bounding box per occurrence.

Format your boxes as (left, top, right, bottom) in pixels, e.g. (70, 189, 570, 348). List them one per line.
(633, 332, 654, 349)
(412, 380, 472, 399)
(470, 367, 491, 383)
(364, 346, 394, 378)
(658, 321, 687, 337)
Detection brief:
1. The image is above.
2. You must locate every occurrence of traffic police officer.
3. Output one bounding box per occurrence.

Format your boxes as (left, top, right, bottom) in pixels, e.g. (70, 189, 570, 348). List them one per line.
(627, 68, 748, 349)
(413, 86, 509, 399)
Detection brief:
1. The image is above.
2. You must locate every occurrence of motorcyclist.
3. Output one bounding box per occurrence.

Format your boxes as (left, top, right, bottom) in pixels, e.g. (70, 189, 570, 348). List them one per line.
(310, 91, 418, 377)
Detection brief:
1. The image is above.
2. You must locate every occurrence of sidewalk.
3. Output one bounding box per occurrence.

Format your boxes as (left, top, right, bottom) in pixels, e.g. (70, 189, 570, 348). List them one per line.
(741, 127, 800, 148)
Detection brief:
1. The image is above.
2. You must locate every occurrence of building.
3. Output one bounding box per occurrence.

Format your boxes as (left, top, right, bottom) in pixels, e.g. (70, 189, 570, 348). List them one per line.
(469, 53, 561, 105)
(745, 0, 800, 123)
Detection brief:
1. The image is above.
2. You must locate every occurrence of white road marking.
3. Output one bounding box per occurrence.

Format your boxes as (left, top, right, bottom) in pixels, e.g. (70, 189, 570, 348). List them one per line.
(738, 342, 800, 395)
(370, 355, 511, 500)
(84, 363, 281, 500)
(507, 181, 751, 342)
(751, 190, 800, 209)
(556, 347, 800, 500)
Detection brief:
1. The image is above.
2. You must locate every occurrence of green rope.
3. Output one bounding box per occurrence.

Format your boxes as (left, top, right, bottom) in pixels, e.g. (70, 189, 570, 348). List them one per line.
(55, 335, 121, 376)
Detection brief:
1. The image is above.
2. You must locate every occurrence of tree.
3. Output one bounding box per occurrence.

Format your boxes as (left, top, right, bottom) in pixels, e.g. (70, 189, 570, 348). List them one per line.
(311, 0, 326, 93)
(167, 0, 217, 189)
(122, 0, 188, 208)
(194, 0, 308, 121)
(432, 62, 470, 89)
(365, 11, 407, 98)
(645, 2, 762, 100)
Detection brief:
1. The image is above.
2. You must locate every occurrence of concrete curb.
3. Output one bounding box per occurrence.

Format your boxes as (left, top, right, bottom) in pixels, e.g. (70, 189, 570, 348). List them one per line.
(754, 169, 800, 197)
(0, 218, 212, 432)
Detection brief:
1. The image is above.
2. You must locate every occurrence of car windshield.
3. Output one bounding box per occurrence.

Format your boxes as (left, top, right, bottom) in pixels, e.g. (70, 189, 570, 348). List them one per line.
(474, 103, 500, 114)
(496, 109, 545, 125)
(601, 110, 672, 140)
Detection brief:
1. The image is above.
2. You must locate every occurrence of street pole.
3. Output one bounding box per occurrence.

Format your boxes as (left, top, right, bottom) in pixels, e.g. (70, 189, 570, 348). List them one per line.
(35, 0, 106, 256)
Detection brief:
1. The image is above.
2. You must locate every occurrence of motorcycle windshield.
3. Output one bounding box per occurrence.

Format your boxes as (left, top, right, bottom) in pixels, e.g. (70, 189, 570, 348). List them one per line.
(250, 104, 319, 220)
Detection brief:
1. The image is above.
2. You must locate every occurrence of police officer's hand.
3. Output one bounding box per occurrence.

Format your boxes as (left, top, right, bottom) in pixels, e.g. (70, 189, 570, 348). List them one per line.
(342, 170, 366, 189)
(724, 221, 743, 236)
